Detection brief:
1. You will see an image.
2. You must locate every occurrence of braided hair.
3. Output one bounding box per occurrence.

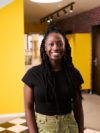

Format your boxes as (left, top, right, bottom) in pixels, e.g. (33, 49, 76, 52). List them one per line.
(40, 26, 83, 103)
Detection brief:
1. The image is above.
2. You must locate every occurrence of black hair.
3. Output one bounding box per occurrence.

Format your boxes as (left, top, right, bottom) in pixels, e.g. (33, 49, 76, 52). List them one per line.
(40, 25, 83, 103)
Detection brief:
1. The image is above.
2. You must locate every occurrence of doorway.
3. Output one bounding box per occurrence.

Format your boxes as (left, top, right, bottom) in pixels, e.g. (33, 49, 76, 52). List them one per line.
(92, 25, 100, 95)
(24, 34, 44, 71)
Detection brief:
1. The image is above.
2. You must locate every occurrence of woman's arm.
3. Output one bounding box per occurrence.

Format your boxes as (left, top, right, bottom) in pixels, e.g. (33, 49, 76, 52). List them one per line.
(73, 88, 84, 133)
(24, 84, 38, 133)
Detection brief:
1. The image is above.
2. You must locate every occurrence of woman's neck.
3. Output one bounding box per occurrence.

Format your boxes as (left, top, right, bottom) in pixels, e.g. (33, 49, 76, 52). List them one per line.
(50, 60, 62, 71)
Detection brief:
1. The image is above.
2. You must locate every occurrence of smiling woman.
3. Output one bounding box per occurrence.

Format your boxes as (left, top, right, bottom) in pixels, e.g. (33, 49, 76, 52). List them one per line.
(30, 0, 62, 3)
(22, 25, 84, 133)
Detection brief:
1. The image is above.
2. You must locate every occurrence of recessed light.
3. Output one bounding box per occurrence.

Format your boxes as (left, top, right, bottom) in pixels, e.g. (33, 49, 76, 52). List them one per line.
(30, 0, 62, 3)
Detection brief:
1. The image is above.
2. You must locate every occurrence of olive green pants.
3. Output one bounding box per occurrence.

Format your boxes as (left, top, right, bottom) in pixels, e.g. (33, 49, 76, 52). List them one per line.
(35, 112, 79, 133)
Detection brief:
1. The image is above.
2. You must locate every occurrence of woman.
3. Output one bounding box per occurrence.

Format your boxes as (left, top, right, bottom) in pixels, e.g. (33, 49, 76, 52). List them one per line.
(22, 26, 84, 133)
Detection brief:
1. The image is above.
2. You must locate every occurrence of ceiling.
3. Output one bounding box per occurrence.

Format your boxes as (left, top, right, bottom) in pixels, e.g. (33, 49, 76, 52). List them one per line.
(24, 0, 100, 24)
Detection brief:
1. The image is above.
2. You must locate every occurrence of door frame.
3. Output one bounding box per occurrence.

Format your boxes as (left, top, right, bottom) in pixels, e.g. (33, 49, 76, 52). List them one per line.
(92, 24, 100, 94)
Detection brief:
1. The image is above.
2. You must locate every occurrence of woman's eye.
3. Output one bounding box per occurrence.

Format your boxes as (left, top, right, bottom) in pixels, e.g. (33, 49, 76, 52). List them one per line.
(59, 43, 62, 46)
(57, 43, 63, 46)
(49, 43, 54, 46)
(48, 42, 63, 47)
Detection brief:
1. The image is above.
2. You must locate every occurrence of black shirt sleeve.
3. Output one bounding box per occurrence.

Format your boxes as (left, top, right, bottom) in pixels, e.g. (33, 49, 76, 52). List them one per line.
(76, 69, 84, 85)
(22, 69, 34, 89)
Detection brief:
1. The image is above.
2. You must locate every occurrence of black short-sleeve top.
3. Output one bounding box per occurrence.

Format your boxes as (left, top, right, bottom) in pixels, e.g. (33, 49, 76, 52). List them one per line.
(22, 64, 84, 115)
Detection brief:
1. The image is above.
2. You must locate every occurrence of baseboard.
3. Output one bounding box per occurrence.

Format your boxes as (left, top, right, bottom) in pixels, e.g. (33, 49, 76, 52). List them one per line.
(0, 113, 25, 124)
(0, 113, 25, 118)
(82, 89, 92, 94)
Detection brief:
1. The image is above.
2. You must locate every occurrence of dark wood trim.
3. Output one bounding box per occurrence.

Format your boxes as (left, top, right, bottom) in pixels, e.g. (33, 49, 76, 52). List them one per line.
(92, 24, 100, 94)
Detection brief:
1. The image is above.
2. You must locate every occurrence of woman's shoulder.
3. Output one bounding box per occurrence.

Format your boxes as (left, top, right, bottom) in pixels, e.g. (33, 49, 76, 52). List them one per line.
(27, 64, 42, 75)
(73, 67, 81, 75)
(29, 64, 42, 70)
(74, 67, 84, 84)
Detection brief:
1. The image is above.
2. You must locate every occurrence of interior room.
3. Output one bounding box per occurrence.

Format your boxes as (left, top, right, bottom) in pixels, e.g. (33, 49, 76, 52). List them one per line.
(0, 0, 100, 132)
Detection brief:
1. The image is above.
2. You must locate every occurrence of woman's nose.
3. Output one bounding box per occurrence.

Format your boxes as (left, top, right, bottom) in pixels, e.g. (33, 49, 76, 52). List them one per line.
(53, 43, 59, 50)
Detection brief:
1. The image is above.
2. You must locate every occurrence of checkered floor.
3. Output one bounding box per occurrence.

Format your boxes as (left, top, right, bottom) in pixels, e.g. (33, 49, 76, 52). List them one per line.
(0, 117, 28, 133)
(0, 117, 100, 133)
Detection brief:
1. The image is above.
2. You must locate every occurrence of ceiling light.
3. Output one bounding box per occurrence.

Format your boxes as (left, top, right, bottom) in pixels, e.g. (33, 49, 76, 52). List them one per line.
(47, 20, 51, 23)
(69, 5, 73, 13)
(30, 0, 62, 3)
(49, 16, 53, 22)
(40, 2, 75, 24)
(47, 17, 53, 23)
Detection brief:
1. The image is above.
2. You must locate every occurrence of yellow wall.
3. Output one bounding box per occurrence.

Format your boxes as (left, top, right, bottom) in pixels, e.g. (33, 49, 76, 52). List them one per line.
(0, 0, 25, 114)
(67, 34, 92, 90)
(25, 23, 48, 34)
(66, 34, 76, 65)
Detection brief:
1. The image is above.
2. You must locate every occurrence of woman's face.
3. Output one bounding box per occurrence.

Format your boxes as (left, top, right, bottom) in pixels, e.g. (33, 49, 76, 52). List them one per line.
(45, 32, 66, 61)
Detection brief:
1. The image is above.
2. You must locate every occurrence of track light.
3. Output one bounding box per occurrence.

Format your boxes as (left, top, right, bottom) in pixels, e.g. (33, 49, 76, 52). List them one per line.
(50, 18, 53, 22)
(69, 5, 73, 13)
(63, 9, 67, 14)
(49, 16, 53, 22)
(40, 18, 45, 24)
(40, 2, 75, 24)
(51, 16, 53, 19)
(47, 19, 51, 23)
(47, 16, 53, 23)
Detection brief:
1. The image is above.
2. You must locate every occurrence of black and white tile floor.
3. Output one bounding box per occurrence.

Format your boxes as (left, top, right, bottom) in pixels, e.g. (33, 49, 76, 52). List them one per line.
(0, 117, 28, 133)
(0, 117, 100, 133)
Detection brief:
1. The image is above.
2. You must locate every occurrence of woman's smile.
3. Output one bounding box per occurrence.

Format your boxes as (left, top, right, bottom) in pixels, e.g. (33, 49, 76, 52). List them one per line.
(50, 51, 62, 58)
